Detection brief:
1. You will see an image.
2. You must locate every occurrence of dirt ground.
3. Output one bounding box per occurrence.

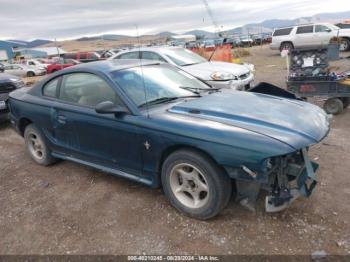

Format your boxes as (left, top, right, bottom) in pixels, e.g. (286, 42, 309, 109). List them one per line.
(1, 46, 350, 256)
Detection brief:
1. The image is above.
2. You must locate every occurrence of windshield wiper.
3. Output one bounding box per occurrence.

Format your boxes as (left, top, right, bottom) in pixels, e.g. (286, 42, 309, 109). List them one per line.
(181, 62, 200, 66)
(139, 95, 200, 108)
(179, 86, 220, 94)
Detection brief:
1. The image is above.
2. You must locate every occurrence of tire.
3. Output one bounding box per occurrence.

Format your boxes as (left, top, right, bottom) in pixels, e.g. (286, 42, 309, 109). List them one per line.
(280, 42, 293, 52)
(27, 71, 35, 77)
(340, 38, 350, 52)
(24, 124, 57, 166)
(323, 98, 344, 115)
(161, 149, 232, 220)
(340, 97, 350, 109)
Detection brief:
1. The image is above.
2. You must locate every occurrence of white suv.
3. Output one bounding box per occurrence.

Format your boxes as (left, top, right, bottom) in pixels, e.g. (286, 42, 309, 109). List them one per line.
(270, 23, 350, 52)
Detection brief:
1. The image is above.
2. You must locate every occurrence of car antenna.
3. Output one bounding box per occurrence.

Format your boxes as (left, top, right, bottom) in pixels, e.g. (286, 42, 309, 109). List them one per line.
(202, 0, 220, 62)
(54, 38, 63, 70)
(135, 24, 150, 118)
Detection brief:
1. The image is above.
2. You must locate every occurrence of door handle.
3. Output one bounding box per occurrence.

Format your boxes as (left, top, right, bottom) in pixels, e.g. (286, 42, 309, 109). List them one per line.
(57, 115, 67, 124)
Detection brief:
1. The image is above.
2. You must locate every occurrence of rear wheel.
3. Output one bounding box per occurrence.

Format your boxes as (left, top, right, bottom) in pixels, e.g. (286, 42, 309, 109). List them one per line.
(24, 124, 57, 165)
(161, 149, 232, 220)
(323, 98, 344, 115)
(340, 38, 350, 51)
(280, 42, 293, 52)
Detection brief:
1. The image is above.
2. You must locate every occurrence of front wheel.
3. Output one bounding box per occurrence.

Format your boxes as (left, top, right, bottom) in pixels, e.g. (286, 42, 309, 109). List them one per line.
(161, 149, 232, 220)
(27, 71, 35, 77)
(340, 38, 350, 51)
(24, 124, 57, 166)
(280, 42, 293, 52)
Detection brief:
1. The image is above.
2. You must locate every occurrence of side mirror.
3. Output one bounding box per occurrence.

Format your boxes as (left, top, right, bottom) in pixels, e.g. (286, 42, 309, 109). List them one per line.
(95, 101, 128, 116)
(325, 29, 332, 33)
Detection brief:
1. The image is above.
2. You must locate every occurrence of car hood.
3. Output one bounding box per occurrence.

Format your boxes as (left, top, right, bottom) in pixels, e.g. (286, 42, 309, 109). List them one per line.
(181, 61, 250, 81)
(339, 28, 350, 36)
(167, 90, 330, 149)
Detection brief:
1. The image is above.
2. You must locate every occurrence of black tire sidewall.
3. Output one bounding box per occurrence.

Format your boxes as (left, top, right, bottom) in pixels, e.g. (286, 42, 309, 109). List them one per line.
(27, 71, 35, 77)
(324, 98, 344, 115)
(161, 150, 232, 220)
(340, 97, 350, 108)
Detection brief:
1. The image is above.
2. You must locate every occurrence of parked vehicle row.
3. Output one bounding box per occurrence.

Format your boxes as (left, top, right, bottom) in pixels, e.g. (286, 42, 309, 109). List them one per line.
(184, 34, 272, 49)
(270, 22, 350, 51)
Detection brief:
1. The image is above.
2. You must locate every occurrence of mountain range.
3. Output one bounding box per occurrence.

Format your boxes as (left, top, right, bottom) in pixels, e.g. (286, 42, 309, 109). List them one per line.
(9, 10, 350, 46)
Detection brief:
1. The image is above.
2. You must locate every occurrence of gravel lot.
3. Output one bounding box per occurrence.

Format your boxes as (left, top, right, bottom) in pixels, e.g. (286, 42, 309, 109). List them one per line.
(1, 46, 350, 256)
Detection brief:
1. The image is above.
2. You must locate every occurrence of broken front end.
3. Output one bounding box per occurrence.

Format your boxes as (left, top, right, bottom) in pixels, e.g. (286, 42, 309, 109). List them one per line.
(226, 148, 319, 212)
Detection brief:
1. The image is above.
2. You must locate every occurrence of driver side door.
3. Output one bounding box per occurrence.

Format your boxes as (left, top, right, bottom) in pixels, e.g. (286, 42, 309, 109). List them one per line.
(54, 72, 143, 176)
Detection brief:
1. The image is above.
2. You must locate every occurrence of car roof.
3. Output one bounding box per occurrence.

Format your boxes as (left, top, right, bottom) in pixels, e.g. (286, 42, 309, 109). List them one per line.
(61, 59, 161, 74)
(117, 46, 184, 54)
(274, 22, 335, 30)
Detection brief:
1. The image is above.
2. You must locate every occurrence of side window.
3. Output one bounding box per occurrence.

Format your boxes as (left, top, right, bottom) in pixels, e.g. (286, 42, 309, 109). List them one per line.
(116, 52, 140, 59)
(43, 78, 59, 98)
(273, 27, 293, 36)
(59, 73, 123, 107)
(28, 61, 35, 66)
(296, 25, 314, 34)
(315, 25, 331, 33)
(141, 52, 166, 62)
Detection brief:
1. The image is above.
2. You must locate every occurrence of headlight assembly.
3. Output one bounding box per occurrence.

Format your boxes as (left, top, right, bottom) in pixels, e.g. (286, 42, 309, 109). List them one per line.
(210, 72, 238, 81)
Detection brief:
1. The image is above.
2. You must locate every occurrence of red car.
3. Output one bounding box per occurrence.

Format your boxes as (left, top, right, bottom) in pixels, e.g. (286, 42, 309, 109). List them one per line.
(46, 59, 80, 74)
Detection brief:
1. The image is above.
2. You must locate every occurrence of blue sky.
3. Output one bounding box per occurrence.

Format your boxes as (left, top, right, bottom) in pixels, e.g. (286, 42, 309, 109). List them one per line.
(0, 0, 348, 40)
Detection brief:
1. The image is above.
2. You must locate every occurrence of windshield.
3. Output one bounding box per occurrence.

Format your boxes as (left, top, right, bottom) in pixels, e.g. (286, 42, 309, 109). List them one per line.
(162, 48, 207, 66)
(327, 24, 340, 30)
(111, 65, 209, 107)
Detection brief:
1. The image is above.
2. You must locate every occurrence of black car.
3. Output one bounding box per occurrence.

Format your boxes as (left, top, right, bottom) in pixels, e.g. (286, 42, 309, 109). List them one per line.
(0, 73, 25, 121)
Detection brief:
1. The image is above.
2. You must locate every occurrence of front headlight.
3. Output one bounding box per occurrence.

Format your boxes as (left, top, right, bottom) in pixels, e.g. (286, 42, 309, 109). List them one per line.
(210, 72, 237, 81)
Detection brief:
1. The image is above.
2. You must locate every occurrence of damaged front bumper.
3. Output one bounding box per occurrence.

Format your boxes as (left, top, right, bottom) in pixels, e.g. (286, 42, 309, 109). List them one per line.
(225, 148, 319, 212)
(265, 148, 318, 212)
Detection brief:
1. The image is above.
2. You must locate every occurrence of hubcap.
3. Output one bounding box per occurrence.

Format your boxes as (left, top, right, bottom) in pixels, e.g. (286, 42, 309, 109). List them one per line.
(28, 133, 44, 160)
(340, 40, 349, 51)
(169, 163, 209, 209)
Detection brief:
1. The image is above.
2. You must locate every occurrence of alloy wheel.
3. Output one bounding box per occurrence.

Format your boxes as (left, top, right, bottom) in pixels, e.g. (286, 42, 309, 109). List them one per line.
(169, 163, 209, 209)
(340, 40, 349, 51)
(27, 133, 44, 160)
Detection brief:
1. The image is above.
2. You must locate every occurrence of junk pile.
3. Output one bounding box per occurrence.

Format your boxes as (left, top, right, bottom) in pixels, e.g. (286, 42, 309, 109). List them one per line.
(287, 48, 350, 115)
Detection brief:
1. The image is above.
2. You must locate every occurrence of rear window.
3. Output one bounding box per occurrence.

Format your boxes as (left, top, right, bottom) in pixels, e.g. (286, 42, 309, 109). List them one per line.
(273, 28, 293, 36)
(43, 78, 59, 98)
(116, 52, 140, 59)
(296, 26, 314, 34)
